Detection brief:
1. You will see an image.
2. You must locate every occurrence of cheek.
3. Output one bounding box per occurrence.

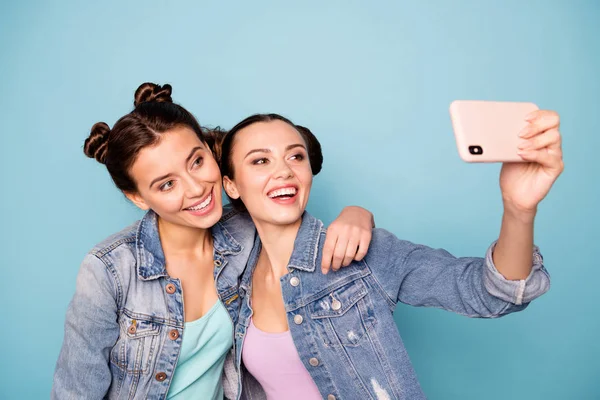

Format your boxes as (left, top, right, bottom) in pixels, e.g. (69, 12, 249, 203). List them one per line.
(237, 168, 269, 199)
(208, 161, 222, 181)
(197, 160, 222, 182)
(294, 165, 313, 186)
(146, 192, 183, 213)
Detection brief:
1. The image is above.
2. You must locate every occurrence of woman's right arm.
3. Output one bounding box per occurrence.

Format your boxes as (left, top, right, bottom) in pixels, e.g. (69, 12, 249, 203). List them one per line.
(366, 229, 550, 318)
(51, 254, 120, 400)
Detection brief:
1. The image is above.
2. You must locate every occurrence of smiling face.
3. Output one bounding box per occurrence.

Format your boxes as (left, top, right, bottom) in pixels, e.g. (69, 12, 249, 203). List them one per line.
(126, 125, 223, 230)
(223, 120, 313, 228)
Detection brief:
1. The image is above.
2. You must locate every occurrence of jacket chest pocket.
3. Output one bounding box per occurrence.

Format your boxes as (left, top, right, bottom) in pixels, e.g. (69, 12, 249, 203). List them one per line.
(308, 278, 376, 348)
(110, 313, 162, 375)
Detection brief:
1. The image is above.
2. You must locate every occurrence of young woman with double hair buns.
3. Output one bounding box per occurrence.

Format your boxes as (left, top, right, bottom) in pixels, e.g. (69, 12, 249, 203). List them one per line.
(219, 112, 563, 399)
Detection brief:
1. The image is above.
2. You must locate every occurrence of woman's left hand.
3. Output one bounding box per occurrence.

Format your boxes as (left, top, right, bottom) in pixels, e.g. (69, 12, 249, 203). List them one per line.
(321, 206, 374, 274)
(500, 109, 564, 218)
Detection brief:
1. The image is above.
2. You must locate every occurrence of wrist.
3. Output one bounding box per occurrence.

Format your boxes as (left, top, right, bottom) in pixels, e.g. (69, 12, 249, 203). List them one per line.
(502, 201, 537, 224)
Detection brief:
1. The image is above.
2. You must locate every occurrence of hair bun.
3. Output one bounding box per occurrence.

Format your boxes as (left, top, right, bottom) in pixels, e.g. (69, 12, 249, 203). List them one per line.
(84, 122, 111, 164)
(295, 125, 323, 175)
(134, 82, 173, 107)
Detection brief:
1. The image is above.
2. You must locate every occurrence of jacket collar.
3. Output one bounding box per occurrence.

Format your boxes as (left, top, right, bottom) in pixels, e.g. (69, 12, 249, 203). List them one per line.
(287, 211, 323, 273)
(135, 210, 242, 281)
(240, 211, 323, 292)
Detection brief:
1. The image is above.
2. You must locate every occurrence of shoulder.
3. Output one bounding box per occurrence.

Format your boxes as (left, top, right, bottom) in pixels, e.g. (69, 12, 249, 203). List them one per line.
(363, 228, 421, 267)
(80, 220, 141, 288)
(87, 219, 140, 259)
(369, 228, 405, 252)
(219, 203, 253, 227)
(217, 203, 256, 243)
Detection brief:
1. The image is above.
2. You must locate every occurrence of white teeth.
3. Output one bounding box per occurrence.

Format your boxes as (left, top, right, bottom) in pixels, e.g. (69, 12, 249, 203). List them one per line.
(268, 187, 297, 198)
(187, 193, 212, 211)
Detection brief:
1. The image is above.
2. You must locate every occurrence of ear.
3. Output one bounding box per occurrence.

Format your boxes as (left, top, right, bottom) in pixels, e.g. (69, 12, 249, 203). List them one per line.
(222, 176, 240, 200)
(124, 191, 151, 210)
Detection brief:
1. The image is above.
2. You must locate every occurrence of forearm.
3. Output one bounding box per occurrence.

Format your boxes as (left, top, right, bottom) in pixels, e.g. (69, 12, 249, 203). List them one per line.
(492, 205, 536, 280)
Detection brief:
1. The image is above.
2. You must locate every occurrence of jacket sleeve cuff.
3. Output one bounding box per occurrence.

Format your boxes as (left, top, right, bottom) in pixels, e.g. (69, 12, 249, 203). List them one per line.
(483, 241, 550, 305)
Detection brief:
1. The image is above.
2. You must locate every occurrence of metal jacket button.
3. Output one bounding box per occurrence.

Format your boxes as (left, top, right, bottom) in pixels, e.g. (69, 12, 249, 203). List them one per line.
(290, 277, 300, 287)
(165, 284, 176, 294)
(309, 357, 319, 367)
(169, 329, 180, 340)
(293, 315, 303, 325)
(127, 324, 137, 334)
(331, 299, 342, 311)
(155, 372, 167, 381)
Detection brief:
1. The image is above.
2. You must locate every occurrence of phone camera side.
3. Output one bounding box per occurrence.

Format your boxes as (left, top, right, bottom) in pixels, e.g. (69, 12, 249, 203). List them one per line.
(468, 145, 483, 155)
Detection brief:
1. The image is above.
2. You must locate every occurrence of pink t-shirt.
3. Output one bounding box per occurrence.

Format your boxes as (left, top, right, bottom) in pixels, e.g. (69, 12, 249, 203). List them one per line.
(242, 318, 322, 399)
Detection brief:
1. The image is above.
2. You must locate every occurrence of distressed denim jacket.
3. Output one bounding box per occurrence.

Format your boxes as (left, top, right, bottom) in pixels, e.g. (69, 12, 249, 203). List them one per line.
(233, 212, 550, 400)
(52, 205, 256, 400)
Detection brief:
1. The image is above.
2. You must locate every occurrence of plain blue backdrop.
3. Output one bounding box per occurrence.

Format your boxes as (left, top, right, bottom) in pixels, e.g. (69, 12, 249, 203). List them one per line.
(1, 1, 598, 399)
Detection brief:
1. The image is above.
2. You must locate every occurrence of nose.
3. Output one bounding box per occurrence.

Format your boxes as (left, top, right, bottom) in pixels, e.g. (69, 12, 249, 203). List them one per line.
(274, 159, 294, 180)
(183, 175, 207, 198)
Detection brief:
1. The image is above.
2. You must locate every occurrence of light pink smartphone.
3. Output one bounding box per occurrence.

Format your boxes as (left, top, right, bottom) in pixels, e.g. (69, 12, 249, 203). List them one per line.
(449, 100, 539, 163)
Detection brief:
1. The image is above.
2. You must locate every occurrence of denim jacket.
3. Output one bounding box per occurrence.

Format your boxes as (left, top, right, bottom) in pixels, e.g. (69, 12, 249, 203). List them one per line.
(234, 212, 550, 400)
(52, 205, 256, 400)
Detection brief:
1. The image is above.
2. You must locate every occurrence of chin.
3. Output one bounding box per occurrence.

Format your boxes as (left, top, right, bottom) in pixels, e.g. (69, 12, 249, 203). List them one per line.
(195, 210, 223, 228)
(269, 210, 304, 226)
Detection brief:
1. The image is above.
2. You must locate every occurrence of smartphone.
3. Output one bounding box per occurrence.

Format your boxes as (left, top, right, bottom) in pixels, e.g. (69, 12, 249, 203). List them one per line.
(449, 100, 539, 163)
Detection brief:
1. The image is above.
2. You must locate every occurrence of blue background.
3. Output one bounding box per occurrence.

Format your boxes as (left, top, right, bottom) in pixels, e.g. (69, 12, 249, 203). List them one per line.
(1, 1, 598, 399)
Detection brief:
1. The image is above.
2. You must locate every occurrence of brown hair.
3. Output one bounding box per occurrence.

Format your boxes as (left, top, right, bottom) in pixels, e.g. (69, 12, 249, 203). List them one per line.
(83, 82, 224, 193)
(220, 113, 323, 210)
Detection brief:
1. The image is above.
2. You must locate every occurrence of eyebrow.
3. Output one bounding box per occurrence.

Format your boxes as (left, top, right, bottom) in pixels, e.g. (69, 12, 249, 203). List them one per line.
(244, 144, 307, 159)
(149, 146, 204, 189)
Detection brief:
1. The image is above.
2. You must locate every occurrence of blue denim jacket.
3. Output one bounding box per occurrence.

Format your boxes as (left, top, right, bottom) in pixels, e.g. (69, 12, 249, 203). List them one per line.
(52, 205, 256, 400)
(234, 212, 550, 400)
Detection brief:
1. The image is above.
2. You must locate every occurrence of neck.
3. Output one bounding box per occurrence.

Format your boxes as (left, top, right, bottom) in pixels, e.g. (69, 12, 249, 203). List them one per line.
(157, 217, 213, 258)
(253, 217, 302, 278)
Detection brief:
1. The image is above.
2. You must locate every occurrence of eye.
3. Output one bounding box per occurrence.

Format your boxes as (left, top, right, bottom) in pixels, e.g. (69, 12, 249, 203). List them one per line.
(290, 153, 305, 161)
(252, 158, 269, 165)
(192, 156, 203, 168)
(159, 180, 175, 192)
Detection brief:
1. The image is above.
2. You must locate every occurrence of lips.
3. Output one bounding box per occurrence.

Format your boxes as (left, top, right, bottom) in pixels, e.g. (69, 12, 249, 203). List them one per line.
(184, 189, 213, 211)
(267, 186, 298, 199)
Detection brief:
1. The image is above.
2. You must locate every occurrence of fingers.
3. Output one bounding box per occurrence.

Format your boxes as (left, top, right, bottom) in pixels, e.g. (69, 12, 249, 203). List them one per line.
(519, 110, 560, 139)
(330, 235, 348, 272)
(321, 234, 337, 273)
(342, 237, 359, 268)
(518, 128, 561, 151)
(321, 231, 350, 273)
(518, 109, 563, 172)
(518, 147, 564, 172)
(321, 228, 371, 273)
(355, 232, 371, 261)
(321, 206, 375, 273)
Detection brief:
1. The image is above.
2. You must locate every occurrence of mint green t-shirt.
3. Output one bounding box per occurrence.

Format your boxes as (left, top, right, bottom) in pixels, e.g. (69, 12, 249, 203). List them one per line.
(167, 301, 233, 400)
